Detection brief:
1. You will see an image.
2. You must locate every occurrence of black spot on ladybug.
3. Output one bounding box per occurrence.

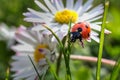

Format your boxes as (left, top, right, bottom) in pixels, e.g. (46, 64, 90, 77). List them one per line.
(88, 33, 90, 37)
(85, 25, 88, 28)
(77, 28, 82, 32)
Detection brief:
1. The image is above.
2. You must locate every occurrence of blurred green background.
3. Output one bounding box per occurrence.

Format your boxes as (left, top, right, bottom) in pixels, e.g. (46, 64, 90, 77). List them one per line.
(0, 0, 120, 80)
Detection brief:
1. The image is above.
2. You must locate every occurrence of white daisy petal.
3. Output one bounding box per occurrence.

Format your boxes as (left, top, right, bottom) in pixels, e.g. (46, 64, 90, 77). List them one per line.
(57, 31, 67, 40)
(79, 10, 103, 21)
(52, 29, 67, 42)
(86, 16, 102, 22)
(91, 31, 99, 36)
(23, 12, 32, 17)
(53, 0, 63, 11)
(60, 24, 69, 32)
(91, 35, 99, 43)
(23, 12, 38, 18)
(26, 75, 36, 80)
(17, 53, 33, 56)
(47, 22, 60, 28)
(27, 8, 51, 20)
(57, 0, 64, 8)
(38, 59, 47, 66)
(51, 27, 59, 32)
(36, 31, 44, 43)
(88, 4, 103, 14)
(66, 0, 74, 9)
(27, 30, 41, 42)
(88, 10, 103, 19)
(31, 25, 46, 32)
(11, 45, 34, 53)
(34, 0, 49, 12)
(0, 23, 16, 47)
(52, 24, 69, 42)
(90, 24, 111, 34)
(15, 31, 37, 46)
(12, 55, 29, 61)
(24, 18, 46, 23)
(13, 69, 35, 79)
(0, 25, 9, 36)
(93, 22, 102, 25)
(44, 0, 57, 14)
(42, 26, 59, 35)
(78, 0, 93, 15)
(11, 61, 31, 71)
(74, 0, 83, 11)
(105, 29, 112, 34)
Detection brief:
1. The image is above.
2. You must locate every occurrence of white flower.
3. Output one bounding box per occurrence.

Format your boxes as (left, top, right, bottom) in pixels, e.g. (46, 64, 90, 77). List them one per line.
(11, 27, 56, 80)
(0, 23, 16, 47)
(24, 0, 111, 43)
(0, 23, 26, 48)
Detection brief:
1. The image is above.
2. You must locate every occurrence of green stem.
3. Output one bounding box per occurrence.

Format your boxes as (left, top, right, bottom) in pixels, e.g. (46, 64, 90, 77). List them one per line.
(63, 53, 71, 80)
(46, 57, 59, 80)
(96, 1, 109, 80)
(64, 20, 72, 80)
(56, 51, 62, 75)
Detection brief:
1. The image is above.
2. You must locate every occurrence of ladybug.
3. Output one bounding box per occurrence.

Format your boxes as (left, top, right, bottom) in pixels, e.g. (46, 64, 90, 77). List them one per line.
(70, 22, 91, 47)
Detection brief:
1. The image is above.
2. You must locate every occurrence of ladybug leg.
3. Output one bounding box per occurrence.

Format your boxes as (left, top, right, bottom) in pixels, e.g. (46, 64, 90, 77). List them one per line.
(80, 40, 84, 48)
(78, 34, 84, 48)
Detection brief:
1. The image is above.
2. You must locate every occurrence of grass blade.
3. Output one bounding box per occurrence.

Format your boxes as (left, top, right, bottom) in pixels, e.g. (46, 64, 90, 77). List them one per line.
(96, 1, 109, 80)
(5, 67, 9, 80)
(110, 58, 120, 80)
(28, 55, 41, 80)
(46, 57, 59, 80)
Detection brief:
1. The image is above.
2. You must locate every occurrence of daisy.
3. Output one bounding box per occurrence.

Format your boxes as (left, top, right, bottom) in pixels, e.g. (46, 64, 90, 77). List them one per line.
(24, 0, 111, 43)
(0, 23, 16, 47)
(11, 26, 56, 80)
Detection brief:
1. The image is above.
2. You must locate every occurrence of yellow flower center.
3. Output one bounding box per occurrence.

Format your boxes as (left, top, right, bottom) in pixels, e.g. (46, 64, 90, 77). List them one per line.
(34, 44, 48, 63)
(54, 9, 78, 24)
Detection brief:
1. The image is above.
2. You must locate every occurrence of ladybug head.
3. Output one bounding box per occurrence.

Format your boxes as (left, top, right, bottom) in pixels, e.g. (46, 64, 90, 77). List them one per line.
(70, 27, 82, 42)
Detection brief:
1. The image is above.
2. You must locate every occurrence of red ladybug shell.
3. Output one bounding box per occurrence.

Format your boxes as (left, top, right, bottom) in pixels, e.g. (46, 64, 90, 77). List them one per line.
(71, 22, 91, 39)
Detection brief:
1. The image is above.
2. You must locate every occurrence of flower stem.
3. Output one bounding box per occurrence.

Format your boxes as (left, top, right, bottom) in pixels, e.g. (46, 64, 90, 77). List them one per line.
(96, 1, 109, 80)
(63, 53, 71, 80)
(64, 20, 72, 80)
(56, 50, 62, 75)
